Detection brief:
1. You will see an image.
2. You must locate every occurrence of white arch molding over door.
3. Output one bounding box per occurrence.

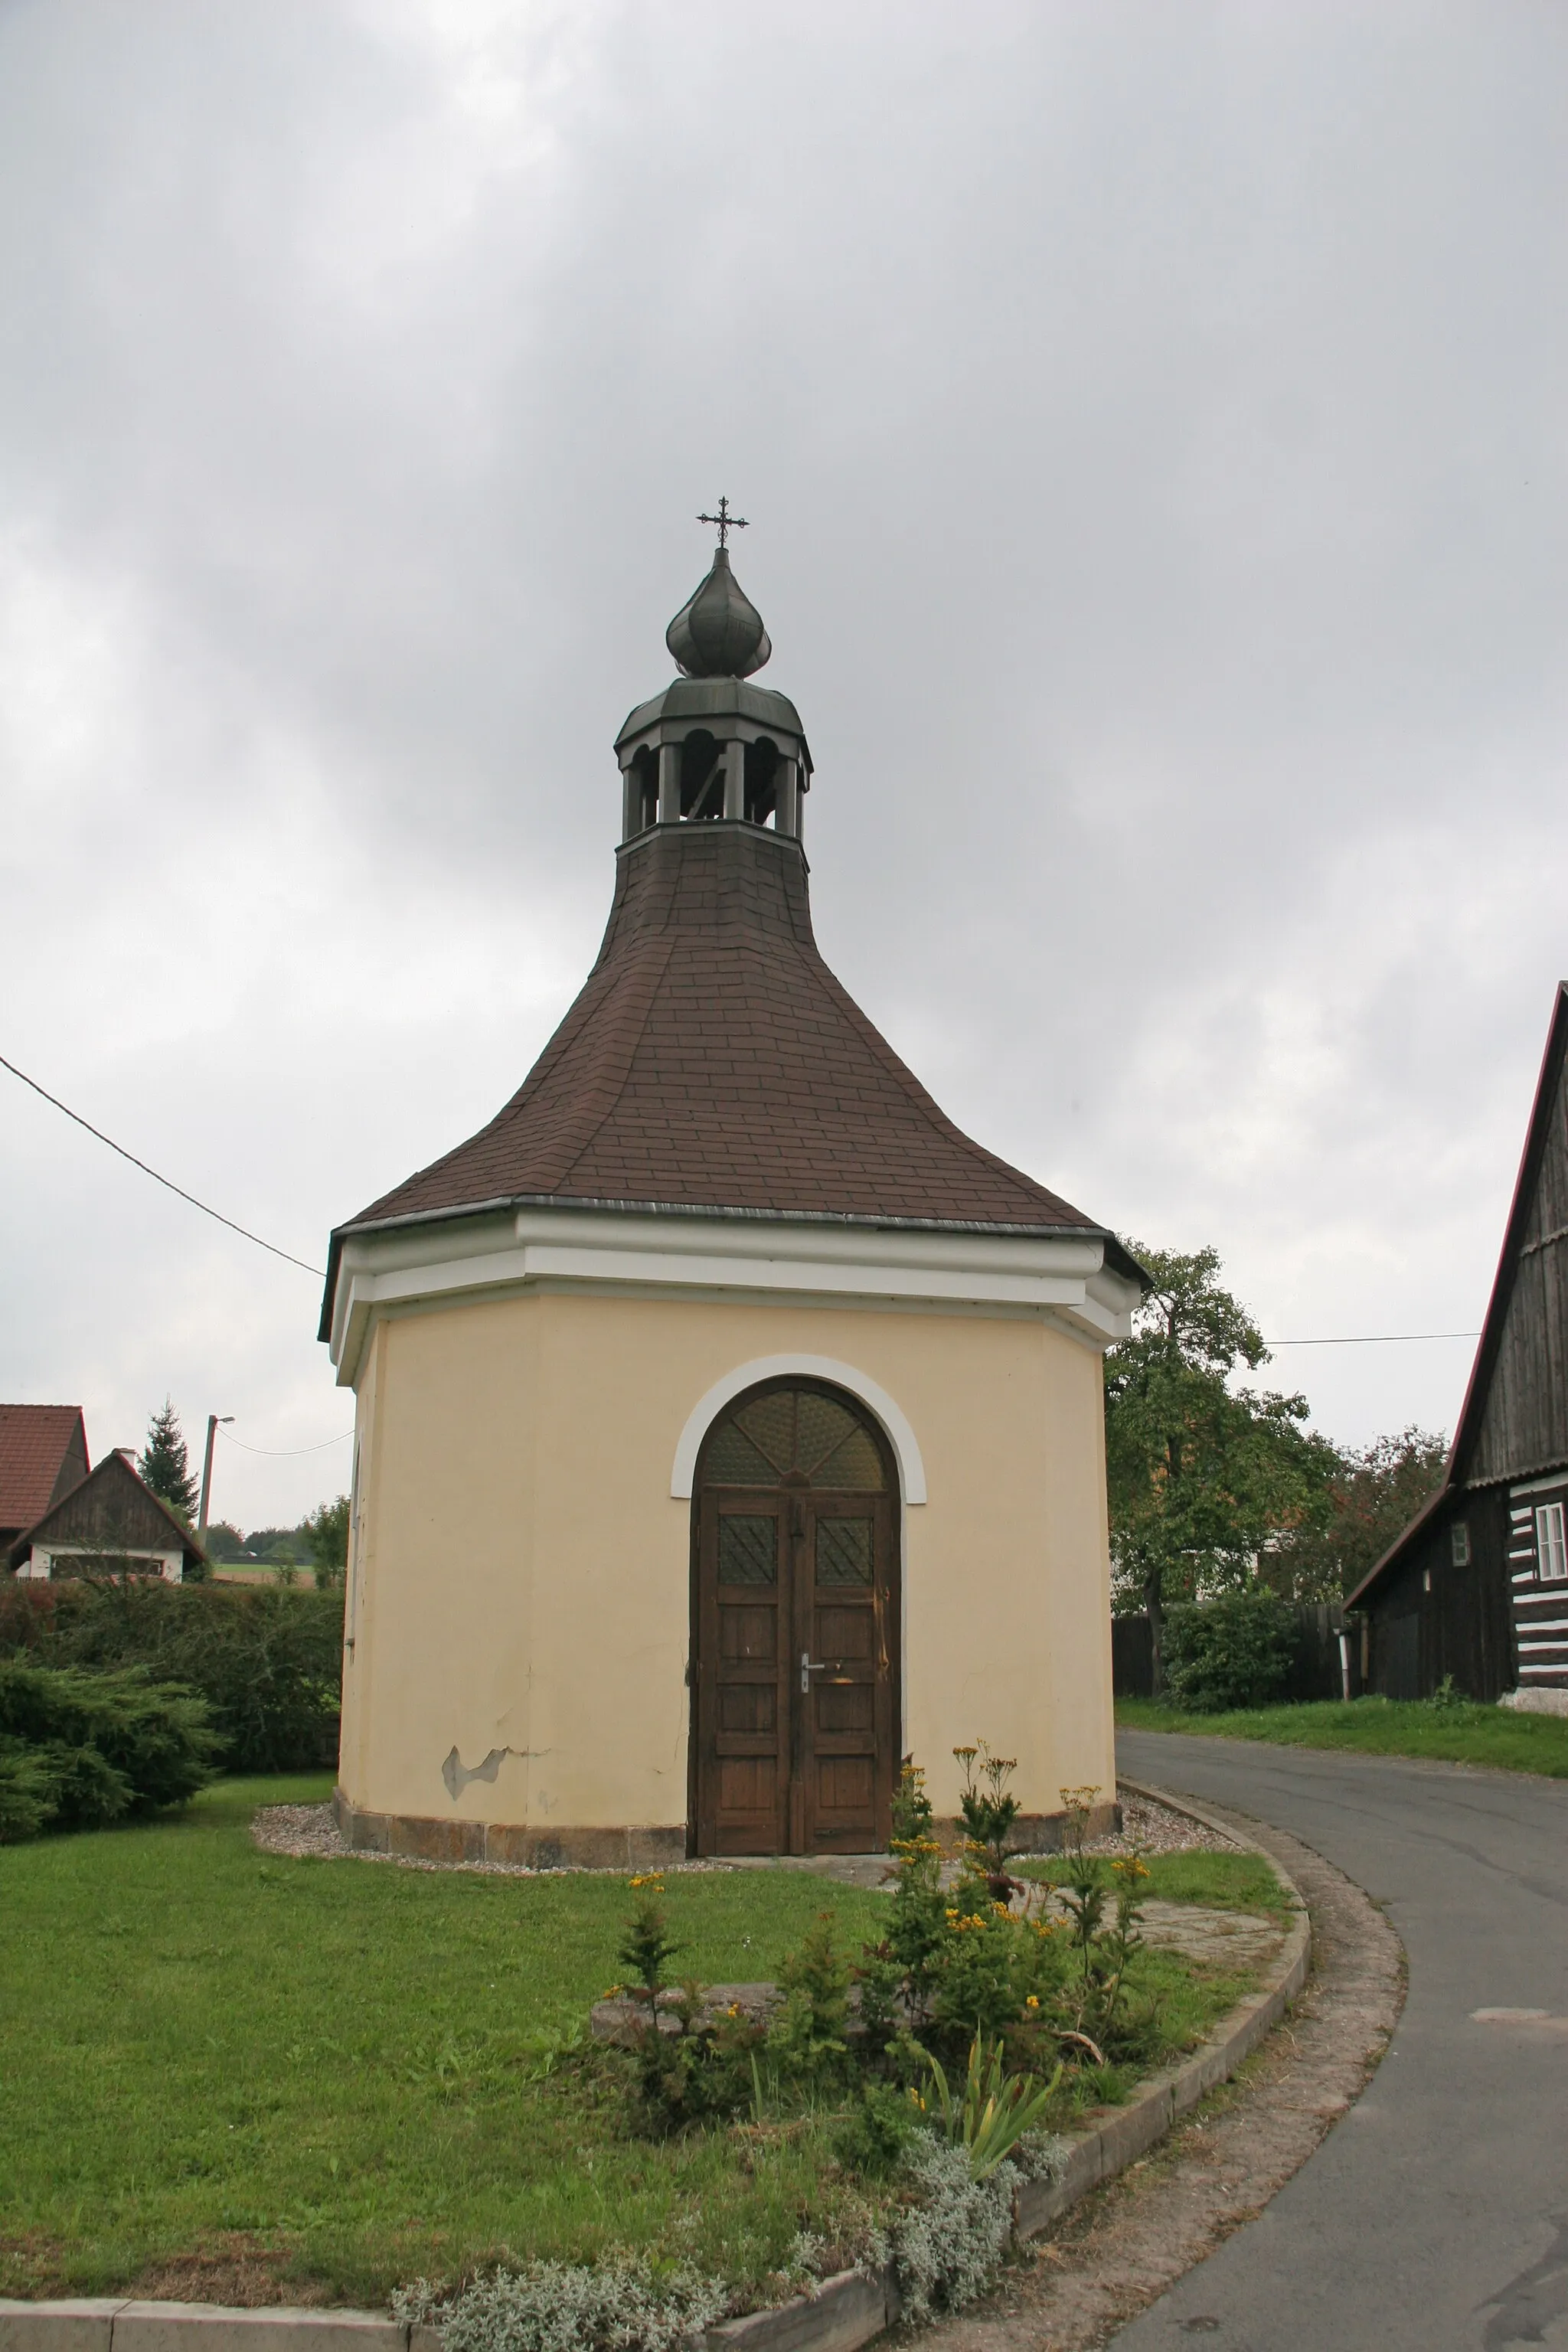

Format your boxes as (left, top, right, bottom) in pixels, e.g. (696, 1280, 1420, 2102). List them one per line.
(670, 1355, 927, 1504)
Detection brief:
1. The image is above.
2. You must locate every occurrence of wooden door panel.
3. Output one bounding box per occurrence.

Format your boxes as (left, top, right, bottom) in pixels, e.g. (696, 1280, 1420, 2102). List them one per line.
(718, 1604, 778, 1663)
(802, 1501, 893, 1852)
(814, 1604, 874, 1658)
(699, 1500, 788, 1854)
(717, 1684, 777, 1733)
(815, 1681, 874, 1733)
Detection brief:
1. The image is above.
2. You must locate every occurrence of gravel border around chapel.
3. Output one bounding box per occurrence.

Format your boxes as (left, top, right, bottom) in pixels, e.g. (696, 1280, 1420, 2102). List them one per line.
(247, 1786, 1240, 1873)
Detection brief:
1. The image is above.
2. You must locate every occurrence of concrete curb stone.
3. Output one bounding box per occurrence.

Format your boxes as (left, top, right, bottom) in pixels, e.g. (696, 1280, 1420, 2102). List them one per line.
(1, 1780, 1309, 2352)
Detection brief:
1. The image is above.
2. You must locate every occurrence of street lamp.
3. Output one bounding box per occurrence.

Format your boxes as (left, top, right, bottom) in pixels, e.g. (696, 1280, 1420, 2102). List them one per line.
(198, 1416, 235, 1535)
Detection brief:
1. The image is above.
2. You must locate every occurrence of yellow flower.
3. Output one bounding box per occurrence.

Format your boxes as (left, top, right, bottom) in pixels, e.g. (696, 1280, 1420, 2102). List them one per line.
(1025, 1994, 1040, 2011)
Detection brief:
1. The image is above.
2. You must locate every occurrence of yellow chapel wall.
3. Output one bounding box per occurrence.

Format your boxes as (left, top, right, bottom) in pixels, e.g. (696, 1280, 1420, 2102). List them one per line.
(338, 1286, 1116, 1841)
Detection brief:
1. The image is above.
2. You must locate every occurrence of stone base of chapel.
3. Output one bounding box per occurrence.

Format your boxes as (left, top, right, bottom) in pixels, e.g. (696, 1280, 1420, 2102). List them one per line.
(332, 1788, 1122, 1868)
(932, 1798, 1122, 1854)
(332, 1787, 687, 1872)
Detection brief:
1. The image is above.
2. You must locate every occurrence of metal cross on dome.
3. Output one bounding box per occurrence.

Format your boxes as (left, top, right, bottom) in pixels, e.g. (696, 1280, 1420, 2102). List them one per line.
(697, 496, 748, 549)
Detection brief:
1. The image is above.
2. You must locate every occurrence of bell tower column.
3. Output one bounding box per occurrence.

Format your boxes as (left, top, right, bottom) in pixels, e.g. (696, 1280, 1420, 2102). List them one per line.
(776, 757, 799, 838)
(724, 737, 746, 821)
(658, 741, 681, 824)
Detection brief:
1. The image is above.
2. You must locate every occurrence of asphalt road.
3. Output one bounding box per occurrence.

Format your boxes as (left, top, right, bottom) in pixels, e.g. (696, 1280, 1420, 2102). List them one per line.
(1112, 1730, 1568, 2352)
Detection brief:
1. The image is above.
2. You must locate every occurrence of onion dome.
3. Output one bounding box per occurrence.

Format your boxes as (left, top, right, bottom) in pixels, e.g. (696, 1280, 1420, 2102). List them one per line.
(665, 547, 771, 680)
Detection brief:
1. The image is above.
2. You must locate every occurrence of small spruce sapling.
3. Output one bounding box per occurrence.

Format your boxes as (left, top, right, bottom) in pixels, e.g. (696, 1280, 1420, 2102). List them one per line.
(617, 1874, 679, 2014)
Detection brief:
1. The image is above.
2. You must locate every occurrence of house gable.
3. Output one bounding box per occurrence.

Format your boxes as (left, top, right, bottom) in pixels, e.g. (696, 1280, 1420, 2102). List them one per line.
(1348, 985, 1568, 1697)
(1465, 1022, 1568, 1488)
(5, 1449, 204, 1576)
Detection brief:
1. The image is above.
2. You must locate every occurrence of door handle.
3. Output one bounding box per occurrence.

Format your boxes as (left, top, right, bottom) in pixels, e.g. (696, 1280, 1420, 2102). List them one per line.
(801, 1651, 827, 1694)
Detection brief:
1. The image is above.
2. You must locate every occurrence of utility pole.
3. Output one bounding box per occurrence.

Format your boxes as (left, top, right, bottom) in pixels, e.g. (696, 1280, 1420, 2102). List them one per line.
(198, 1415, 234, 1535)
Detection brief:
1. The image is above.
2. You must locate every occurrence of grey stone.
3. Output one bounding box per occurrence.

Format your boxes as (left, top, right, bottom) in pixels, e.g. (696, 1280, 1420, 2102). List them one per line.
(0, 2300, 128, 2352)
(110, 2306, 404, 2352)
(707, 2271, 890, 2352)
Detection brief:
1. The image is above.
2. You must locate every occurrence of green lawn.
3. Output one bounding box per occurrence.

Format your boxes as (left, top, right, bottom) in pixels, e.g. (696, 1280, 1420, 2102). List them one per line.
(1017, 1847, 1295, 1922)
(0, 1778, 892, 2306)
(1117, 1694, 1568, 1776)
(0, 1779, 1283, 2308)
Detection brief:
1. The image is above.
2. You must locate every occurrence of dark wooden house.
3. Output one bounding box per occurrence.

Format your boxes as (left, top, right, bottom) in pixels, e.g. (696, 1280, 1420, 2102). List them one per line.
(5, 1448, 207, 1583)
(1348, 984, 1568, 1701)
(0, 1403, 90, 1554)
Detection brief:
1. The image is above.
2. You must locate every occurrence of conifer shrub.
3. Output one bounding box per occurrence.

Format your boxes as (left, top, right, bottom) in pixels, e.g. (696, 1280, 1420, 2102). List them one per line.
(0, 1659, 217, 1838)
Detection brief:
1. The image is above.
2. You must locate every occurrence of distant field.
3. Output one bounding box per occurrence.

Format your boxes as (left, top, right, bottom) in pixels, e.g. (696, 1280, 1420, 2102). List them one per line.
(1116, 1695, 1568, 1777)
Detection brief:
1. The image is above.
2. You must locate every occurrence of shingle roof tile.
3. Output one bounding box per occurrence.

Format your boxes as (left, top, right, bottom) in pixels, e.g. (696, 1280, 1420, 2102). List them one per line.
(0, 1404, 89, 1534)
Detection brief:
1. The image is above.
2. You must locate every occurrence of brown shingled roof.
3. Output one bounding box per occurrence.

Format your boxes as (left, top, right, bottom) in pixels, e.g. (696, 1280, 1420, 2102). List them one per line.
(325, 823, 1121, 1323)
(0, 1404, 89, 1538)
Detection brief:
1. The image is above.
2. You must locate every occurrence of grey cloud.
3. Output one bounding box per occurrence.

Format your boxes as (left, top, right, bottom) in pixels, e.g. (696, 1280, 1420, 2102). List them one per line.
(2, 0, 1565, 1516)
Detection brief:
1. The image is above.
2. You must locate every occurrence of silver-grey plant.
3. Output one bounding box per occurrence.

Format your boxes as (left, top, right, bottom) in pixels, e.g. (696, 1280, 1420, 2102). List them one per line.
(390, 2256, 730, 2352)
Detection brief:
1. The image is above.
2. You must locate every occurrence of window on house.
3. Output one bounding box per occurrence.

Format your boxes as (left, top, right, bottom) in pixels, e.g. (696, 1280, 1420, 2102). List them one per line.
(1450, 1522, 1471, 1567)
(1537, 1500, 1567, 1584)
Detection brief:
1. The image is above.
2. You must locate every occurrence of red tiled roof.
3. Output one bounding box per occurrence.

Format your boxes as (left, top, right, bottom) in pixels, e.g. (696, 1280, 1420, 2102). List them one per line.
(325, 825, 1122, 1323)
(0, 1404, 89, 1534)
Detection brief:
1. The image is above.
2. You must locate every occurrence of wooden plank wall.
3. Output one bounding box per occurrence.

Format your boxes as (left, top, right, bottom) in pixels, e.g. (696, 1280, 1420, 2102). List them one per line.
(1367, 1486, 1514, 1702)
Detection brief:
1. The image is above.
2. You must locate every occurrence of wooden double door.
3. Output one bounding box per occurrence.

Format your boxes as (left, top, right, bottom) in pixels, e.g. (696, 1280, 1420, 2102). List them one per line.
(691, 1381, 899, 1855)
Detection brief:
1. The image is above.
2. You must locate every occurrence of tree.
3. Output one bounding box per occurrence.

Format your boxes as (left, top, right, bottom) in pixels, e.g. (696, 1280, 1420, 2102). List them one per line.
(139, 1400, 197, 1521)
(1103, 1246, 1335, 1690)
(302, 1494, 350, 1589)
(1266, 1426, 1449, 1601)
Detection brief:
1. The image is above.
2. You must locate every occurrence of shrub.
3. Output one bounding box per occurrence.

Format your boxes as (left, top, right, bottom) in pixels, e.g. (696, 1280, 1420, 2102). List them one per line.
(0, 1660, 217, 1838)
(0, 1577, 342, 1771)
(1162, 1590, 1295, 1713)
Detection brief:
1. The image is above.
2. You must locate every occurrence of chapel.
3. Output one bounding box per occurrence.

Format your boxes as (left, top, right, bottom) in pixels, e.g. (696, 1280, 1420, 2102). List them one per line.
(322, 524, 1142, 1865)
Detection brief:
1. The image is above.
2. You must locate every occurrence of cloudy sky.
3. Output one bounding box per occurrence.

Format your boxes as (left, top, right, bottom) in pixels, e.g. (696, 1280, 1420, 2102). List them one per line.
(2, 0, 1564, 1531)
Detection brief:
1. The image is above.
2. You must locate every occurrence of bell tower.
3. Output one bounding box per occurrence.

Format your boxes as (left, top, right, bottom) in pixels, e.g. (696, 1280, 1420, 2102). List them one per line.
(614, 504, 812, 844)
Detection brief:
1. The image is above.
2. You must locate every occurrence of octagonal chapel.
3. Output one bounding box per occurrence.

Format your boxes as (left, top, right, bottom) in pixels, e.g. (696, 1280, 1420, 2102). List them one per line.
(322, 532, 1142, 1865)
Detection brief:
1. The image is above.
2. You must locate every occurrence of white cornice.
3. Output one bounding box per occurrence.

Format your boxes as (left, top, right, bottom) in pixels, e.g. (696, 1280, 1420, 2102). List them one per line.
(328, 1204, 1141, 1387)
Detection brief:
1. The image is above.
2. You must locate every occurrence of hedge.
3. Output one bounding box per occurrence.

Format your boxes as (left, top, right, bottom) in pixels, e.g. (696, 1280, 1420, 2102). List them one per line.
(0, 1577, 344, 1773)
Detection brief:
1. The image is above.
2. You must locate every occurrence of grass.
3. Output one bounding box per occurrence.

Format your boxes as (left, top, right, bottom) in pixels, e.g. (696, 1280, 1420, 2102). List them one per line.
(0, 1776, 888, 2306)
(0, 1780, 1285, 2308)
(1016, 1847, 1295, 1922)
(1116, 1693, 1568, 1776)
(1010, 1845, 1295, 2118)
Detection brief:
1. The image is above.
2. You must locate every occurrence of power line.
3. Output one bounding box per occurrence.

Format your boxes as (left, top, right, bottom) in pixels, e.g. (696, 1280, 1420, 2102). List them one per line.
(0, 1050, 325, 1278)
(0, 1047, 1494, 1347)
(217, 1427, 354, 1457)
(1263, 1331, 1480, 1347)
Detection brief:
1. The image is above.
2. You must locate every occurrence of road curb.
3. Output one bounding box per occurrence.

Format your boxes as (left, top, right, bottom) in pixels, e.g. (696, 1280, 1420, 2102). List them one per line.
(0, 1784, 1310, 2352)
